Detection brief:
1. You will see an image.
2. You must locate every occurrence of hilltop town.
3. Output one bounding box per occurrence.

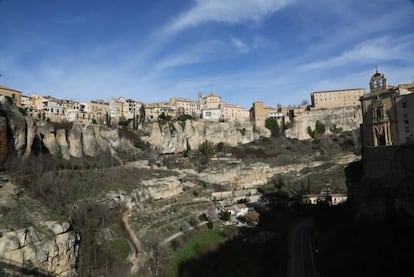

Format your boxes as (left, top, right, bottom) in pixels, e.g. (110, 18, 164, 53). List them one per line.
(1, 70, 413, 144)
(0, 70, 413, 277)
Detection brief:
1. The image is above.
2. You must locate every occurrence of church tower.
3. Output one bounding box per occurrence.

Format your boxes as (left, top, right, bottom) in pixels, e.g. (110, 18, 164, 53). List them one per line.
(369, 68, 387, 93)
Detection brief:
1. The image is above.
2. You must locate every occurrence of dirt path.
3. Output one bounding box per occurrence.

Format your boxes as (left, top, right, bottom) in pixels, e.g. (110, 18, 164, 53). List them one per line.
(122, 211, 145, 275)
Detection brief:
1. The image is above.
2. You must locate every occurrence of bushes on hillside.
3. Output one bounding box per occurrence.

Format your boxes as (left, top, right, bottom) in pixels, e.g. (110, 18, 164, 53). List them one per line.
(307, 120, 326, 138)
(265, 118, 280, 137)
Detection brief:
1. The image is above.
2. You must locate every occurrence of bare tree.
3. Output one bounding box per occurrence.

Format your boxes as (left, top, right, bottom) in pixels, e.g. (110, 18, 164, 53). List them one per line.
(143, 233, 171, 276)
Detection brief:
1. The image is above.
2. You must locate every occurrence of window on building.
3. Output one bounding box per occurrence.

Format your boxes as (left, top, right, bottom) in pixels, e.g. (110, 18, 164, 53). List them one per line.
(402, 102, 407, 108)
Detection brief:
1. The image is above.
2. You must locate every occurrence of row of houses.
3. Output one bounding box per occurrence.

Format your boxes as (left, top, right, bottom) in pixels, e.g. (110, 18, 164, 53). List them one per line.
(0, 86, 252, 124)
(2, 70, 412, 136)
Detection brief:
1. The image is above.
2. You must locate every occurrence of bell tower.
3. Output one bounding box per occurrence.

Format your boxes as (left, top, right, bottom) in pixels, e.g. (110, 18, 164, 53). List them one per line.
(369, 68, 387, 93)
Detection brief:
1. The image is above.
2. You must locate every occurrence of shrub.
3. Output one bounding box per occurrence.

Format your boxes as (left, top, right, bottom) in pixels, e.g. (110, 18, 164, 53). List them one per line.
(329, 124, 343, 133)
(265, 118, 280, 137)
(207, 221, 214, 229)
(307, 126, 315, 138)
(245, 211, 260, 226)
(158, 112, 172, 121)
(50, 120, 74, 131)
(315, 120, 326, 135)
(18, 107, 28, 116)
(219, 211, 231, 221)
(177, 114, 193, 121)
(118, 118, 131, 127)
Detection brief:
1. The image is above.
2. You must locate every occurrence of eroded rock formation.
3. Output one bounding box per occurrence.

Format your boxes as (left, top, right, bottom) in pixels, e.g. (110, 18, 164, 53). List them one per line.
(141, 120, 271, 154)
(0, 221, 79, 277)
(285, 106, 362, 140)
(0, 98, 270, 161)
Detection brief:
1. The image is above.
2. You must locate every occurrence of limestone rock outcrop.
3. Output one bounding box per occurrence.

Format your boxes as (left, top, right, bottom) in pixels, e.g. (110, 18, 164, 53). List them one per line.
(285, 106, 362, 140)
(0, 117, 7, 167)
(0, 221, 79, 277)
(0, 98, 270, 161)
(141, 120, 270, 154)
(0, 97, 26, 156)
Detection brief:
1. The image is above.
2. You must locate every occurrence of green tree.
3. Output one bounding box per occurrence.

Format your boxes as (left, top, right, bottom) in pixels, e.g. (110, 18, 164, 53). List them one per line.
(265, 118, 280, 137)
(315, 120, 326, 135)
(139, 104, 146, 123)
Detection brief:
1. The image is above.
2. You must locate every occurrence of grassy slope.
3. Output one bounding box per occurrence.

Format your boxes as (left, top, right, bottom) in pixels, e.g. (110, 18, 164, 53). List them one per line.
(166, 227, 235, 276)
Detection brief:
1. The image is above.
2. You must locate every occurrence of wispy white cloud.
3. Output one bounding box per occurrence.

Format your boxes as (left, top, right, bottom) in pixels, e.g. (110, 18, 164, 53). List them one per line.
(230, 37, 249, 53)
(153, 40, 226, 70)
(164, 0, 294, 34)
(302, 34, 414, 69)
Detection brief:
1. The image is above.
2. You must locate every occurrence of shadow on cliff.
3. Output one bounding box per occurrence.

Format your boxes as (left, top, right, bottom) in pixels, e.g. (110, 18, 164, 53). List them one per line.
(0, 257, 52, 277)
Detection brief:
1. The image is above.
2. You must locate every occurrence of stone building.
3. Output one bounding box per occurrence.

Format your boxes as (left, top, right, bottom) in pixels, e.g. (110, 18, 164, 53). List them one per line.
(108, 97, 142, 121)
(395, 86, 414, 144)
(202, 108, 222, 121)
(83, 100, 110, 119)
(0, 85, 22, 107)
(199, 93, 224, 109)
(360, 70, 414, 147)
(145, 102, 177, 121)
(250, 101, 279, 127)
(219, 103, 250, 122)
(311, 88, 366, 109)
(170, 97, 201, 118)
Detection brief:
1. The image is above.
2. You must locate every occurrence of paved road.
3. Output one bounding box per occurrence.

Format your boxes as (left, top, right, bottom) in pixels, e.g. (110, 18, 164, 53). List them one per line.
(287, 219, 319, 277)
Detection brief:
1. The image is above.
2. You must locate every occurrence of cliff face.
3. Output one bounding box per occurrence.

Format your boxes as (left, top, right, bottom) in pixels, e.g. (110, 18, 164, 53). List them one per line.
(346, 145, 414, 220)
(0, 117, 7, 166)
(0, 99, 270, 163)
(285, 106, 362, 140)
(141, 120, 270, 154)
(0, 221, 79, 277)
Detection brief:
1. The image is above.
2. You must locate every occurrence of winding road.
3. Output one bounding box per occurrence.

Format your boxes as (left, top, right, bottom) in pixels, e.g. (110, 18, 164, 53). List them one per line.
(287, 219, 319, 277)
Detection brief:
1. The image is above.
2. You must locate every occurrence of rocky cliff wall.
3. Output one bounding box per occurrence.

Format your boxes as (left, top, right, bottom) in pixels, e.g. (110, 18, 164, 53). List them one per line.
(141, 120, 270, 154)
(0, 99, 270, 161)
(0, 117, 7, 167)
(0, 221, 79, 277)
(285, 106, 362, 140)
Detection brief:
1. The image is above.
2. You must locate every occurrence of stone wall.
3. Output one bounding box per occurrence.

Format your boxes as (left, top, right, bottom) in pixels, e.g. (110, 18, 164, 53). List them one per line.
(346, 145, 414, 220)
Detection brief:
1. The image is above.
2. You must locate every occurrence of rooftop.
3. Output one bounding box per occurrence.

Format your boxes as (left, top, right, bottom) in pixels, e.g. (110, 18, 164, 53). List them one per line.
(0, 85, 23, 94)
(311, 88, 366, 95)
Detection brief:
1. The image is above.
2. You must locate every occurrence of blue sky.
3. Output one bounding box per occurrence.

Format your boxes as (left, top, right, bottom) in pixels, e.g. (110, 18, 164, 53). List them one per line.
(1, 0, 414, 108)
